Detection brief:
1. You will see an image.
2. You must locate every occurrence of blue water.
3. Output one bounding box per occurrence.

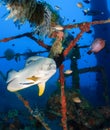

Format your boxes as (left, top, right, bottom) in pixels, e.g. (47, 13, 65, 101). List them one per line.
(0, 0, 110, 129)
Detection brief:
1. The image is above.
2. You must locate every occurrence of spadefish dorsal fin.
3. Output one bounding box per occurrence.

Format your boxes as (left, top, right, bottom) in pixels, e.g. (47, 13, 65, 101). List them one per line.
(25, 56, 44, 66)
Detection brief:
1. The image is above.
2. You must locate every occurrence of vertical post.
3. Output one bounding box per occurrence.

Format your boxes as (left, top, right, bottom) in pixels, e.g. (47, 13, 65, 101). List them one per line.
(59, 65, 67, 130)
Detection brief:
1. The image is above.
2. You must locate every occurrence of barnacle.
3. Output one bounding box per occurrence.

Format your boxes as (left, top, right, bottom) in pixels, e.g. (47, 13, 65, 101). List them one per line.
(2, 0, 62, 37)
(29, 2, 45, 25)
(49, 39, 64, 58)
(32, 2, 52, 37)
(5, 0, 37, 23)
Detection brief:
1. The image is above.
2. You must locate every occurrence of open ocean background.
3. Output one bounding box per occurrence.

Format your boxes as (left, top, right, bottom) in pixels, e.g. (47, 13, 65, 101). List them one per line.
(0, 0, 110, 129)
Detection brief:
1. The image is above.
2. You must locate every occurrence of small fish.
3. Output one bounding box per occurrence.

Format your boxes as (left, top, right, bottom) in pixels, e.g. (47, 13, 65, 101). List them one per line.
(73, 19, 76, 22)
(72, 32, 75, 34)
(87, 38, 105, 54)
(52, 25, 64, 31)
(77, 2, 84, 8)
(67, 18, 69, 21)
(54, 5, 61, 10)
(83, 9, 104, 16)
(83, 0, 91, 4)
(73, 56, 76, 59)
(11, 44, 15, 46)
(64, 70, 73, 75)
(72, 97, 81, 103)
(6, 56, 56, 96)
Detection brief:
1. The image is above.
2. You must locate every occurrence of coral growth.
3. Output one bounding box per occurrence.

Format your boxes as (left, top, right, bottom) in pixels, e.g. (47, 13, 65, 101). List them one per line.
(2, 0, 61, 37)
(46, 89, 108, 129)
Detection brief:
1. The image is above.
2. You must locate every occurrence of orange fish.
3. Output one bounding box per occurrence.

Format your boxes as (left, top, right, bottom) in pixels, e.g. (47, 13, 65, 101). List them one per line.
(87, 38, 105, 54)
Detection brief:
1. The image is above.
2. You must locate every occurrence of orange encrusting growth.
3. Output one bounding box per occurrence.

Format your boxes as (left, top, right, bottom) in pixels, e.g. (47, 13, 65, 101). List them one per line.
(59, 65, 67, 130)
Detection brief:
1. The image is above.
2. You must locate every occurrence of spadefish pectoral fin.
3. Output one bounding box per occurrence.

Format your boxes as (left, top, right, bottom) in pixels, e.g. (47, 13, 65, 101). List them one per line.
(38, 82, 46, 96)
